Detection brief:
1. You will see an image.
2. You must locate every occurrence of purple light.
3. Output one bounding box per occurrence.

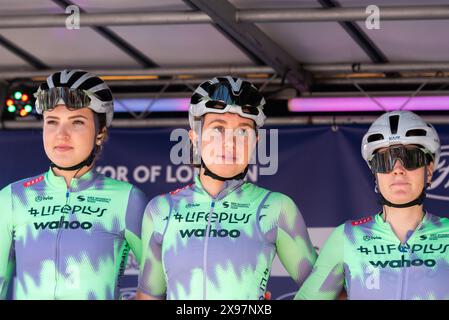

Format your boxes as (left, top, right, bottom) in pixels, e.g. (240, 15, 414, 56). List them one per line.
(288, 96, 449, 112)
(114, 98, 190, 112)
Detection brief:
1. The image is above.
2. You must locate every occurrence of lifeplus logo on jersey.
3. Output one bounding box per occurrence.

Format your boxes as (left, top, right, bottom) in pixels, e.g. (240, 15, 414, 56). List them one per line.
(357, 243, 445, 269)
(173, 211, 252, 224)
(357, 243, 449, 255)
(173, 210, 253, 239)
(28, 205, 108, 218)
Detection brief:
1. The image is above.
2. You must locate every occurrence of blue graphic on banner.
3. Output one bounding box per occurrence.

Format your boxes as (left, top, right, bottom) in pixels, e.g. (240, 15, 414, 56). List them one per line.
(2, 124, 449, 299)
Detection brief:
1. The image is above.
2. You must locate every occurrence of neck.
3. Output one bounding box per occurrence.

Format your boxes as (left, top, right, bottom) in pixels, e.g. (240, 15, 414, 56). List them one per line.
(199, 167, 226, 197)
(382, 204, 424, 243)
(52, 164, 93, 187)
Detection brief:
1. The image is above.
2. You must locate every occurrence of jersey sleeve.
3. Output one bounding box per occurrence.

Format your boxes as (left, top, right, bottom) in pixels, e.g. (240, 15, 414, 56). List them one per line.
(295, 224, 345, 300)
(0, 185, 15, 299)
(137, 195, 169, 299)
(274, 194, 318, 286)
(124, 186, 149, 265)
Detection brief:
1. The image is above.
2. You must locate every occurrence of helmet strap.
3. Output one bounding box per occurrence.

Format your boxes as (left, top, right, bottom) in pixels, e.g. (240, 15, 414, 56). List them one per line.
(50, 146, 97, 171)
(379, 188, 426, 208)
(201, 159, 248, 181)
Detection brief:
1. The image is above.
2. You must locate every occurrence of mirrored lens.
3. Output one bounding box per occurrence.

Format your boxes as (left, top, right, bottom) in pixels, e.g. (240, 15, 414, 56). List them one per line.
(206, 82, 262, 111)
(370, 146, 428, 173)
(38, 87, 90, 111)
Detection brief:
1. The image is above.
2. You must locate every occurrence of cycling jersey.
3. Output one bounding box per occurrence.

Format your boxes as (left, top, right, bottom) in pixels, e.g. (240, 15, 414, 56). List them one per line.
(0, 168, 148, 300)
(296, 212, 449, 300)
(138, 175, 317, 300)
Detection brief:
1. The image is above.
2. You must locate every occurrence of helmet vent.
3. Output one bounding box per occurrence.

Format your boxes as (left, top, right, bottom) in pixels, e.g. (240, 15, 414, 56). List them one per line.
(389, 115, 400, 134)
(406, 129, 427, 137)
(190, 93, 203, 104)
(367, 134, 384, 142)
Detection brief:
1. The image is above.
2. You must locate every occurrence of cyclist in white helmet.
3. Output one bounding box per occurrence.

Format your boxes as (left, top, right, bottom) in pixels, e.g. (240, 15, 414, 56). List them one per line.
(137, 76, 317, 300)
(0, 70, 148, 299)
(296, 110, 449, 300)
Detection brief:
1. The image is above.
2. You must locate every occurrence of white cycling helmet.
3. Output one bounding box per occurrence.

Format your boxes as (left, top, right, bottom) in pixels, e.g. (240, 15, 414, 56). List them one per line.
(361, 110, 441, 169)
(189, 76, 266, 129)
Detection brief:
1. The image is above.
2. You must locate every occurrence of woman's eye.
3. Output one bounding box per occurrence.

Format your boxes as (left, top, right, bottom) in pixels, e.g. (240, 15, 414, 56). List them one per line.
(73, 120, 85, 125)
(46, 120, 57, 125)
(212, 126, 224, 133)
(236, 128, 249, 136)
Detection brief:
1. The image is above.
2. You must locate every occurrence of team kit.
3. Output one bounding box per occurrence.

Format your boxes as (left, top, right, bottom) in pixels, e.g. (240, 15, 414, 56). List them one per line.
(0, 69, 448, 300)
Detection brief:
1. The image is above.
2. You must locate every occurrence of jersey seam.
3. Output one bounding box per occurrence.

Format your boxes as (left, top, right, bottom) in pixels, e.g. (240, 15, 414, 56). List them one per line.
(255, 191, 274, 244)
(161, 194, 174, 238)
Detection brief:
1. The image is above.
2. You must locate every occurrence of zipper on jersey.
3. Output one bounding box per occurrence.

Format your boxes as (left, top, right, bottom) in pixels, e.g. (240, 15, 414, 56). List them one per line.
(203, 201, 215, 300)
(400, 263, 410, 299)
(385, 218, 424, 300)
(401, 219, 425, 299)
(54, 188, 70, 299)
(199, 180, 242, 300)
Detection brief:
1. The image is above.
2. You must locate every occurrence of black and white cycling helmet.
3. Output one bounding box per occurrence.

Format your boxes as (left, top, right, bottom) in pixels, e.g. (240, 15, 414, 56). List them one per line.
(189, 76, 266, 129)
(35, 69, 114, 127)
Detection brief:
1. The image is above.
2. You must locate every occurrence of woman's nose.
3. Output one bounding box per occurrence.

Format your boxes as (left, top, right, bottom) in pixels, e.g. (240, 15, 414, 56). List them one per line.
(56, 123, 70, 140)
(392, 159, 406, 175)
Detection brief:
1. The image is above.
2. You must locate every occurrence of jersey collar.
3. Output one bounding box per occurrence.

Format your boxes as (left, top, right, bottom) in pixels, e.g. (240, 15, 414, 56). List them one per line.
(375, 210, 431, 231)
(45, 167, 101, 192)
(193, 174, 245, 200)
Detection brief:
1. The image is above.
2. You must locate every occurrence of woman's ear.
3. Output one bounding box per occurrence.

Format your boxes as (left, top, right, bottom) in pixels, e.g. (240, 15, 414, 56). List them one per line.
(96, 127, 107, 146)
(189, 129, 197, 144)
(427, 161, 435, 184)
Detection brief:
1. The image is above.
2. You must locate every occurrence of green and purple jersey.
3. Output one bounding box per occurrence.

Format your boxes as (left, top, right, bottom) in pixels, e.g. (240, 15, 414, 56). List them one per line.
(138, 175, 317, 300)
(0, 168, 148, 300)
(296, 212, 449, 300)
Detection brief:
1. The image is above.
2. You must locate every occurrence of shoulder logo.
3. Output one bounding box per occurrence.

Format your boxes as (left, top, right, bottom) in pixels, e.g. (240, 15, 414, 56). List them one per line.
(169, 184, 193, 196)
(351, 216, 373, 226)
(169, 188, 182, 195)
(23, 176, 44, 188)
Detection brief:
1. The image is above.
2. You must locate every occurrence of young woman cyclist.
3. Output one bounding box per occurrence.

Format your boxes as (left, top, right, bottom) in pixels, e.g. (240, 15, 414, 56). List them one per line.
(0, 69, 148, 300)
(137, 76, 317, 300)
(296, 110, 449, 300)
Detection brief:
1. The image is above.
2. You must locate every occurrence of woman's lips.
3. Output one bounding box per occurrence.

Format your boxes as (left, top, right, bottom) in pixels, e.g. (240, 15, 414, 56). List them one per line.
(54, 145, 73, 152)
(216, 155, 237, 162)
(391, 182, 409, 187)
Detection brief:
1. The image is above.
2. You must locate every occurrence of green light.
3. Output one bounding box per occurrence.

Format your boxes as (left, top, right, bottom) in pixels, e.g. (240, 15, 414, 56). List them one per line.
(24, 104, 32, 113)
(7, 105, 16, 113)
(13, 91, 22, 100)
